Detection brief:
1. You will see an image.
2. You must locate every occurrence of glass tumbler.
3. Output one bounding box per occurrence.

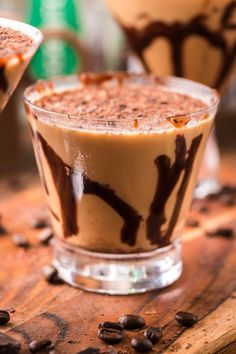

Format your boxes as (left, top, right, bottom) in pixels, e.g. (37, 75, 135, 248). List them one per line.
(24, 73, 219, 294)
(0, 17, 43, 114)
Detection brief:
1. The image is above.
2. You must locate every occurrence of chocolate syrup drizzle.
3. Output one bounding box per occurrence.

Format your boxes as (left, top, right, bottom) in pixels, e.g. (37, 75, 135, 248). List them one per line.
(120, 1, 236, 89)
(0, 65, 8, 93)
(37, 133, 141, 245)
(147, 134, 203, 245)
(38, 133, 78, 237)
(83, 178, 142, 246)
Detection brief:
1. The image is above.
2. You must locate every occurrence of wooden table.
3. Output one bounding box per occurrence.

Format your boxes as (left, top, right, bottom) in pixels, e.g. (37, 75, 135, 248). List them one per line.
(0, 154, 236, 354)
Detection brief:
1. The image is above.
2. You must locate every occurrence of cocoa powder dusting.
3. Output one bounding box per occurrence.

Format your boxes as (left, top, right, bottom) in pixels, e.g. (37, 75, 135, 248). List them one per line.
(0, 26, 33, 58)
(34, 74, 207, 124)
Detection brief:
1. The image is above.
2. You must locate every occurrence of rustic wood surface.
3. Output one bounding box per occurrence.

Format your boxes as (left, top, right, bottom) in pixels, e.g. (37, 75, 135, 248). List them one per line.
(0, 153, 236, 354)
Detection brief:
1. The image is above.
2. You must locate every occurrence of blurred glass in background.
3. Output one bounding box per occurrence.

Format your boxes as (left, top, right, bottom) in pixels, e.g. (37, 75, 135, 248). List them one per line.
(0, 0, 235, 177)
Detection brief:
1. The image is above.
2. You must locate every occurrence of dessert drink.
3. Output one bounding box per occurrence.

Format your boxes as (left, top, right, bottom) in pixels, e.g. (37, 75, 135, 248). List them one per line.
(0, 18, 43, 114)
(106, 0, 236, 92)
(106, 0, 234, 197)
(24, 73, 219, 293)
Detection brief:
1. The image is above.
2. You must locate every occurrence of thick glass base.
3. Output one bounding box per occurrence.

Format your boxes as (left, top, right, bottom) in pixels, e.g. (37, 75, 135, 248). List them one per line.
(53, 238, 182, 295)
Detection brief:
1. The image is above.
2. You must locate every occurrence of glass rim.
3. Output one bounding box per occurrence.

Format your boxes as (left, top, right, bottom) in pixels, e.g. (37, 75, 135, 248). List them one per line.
(0, 17, 43, 60)
(24, 73, 220, 126)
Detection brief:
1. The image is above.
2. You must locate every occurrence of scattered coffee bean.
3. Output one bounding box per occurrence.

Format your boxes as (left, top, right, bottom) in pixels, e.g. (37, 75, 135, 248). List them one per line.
(0, 224, 6, 235)
(206, 228, 234, 238)
(28, 217, 49, 229)
(119, 104, 127, 110)
(198, 206, 209, 213)
(131, 338, 153, 353)
(119, 314, 145, 330)
(42, 265, 64, 285)
(29, 339, 52, 353)
(98, 328, 123, 344)
(99, 321, 124, 331)
(0, 332, 21, 353)
(37, 227, 53, 245)
(175, 311, 198, 327)
(0, 311, 10, 325)
(77, 348, 100, 354)
(12, 233, 30, 248)
(144, 327, 163, 344)
(186, 219, 200, 228)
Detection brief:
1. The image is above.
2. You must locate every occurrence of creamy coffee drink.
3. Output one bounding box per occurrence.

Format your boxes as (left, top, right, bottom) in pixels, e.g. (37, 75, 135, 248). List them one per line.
(0, 18, 43, 113)
(106, 0, 236, 91)
(24, 73, 217, 254)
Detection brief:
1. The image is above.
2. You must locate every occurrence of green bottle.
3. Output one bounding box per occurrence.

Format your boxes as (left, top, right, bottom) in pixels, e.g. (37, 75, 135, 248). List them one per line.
(27, 0, 83, 79)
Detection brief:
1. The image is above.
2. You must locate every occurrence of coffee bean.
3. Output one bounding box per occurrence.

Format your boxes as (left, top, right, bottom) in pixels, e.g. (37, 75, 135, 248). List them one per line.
(29, 339, 52, 353)
(99, 321, 124, 331)
(0, 310, 10, 325)
(12, 234, 30, 248)
(0, 332, 21, 353)
(37, 227, 53, 245)
(119, 314, 145, 330)
(77, 349, 100, 354)
(28, 217, 49, 229)
(175, 311, 198, 327)
(98, 328, 123, 344)
(131, 338, 153, 353)
(0, 224, 6, 235)
(42, 265, 64, 285)
(198, 206, 209, 213)
(206, 228, 234, 238)
(186, 219, 200, 228)
(144, 327, 163, 344)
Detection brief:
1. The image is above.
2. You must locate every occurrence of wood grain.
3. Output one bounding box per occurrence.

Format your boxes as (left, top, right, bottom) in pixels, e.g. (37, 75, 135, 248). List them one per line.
(0, 155, 236, 353)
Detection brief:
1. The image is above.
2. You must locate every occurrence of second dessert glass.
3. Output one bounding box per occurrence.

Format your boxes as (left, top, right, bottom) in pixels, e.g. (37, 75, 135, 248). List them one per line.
(0, 17, 43, 114)
(24, 73, 219, 294)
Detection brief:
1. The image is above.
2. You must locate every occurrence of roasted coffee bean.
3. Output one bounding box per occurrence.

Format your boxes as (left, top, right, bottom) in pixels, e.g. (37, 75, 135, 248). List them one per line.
(119, 314, 145, 330)
(144, 327, 163, 344)
(99, 321, 124, 331)
(186, 219, 200, 228)
(42, 265, 64, 285)
(131, 338, 153, 353)
(37, 227, 53, 245)
(206, 228, 234, 238)
(175, 311, 198, 327)
(29, 339, 52, 353)
(0, 311, 10, 325)
(0, 224, 6, 235)
(98, 328, 123, 344)
(29, 217, 49, 229)
(0, 332, 21, 353)
(12, 233, 30, 248)
(198, 206, 209, 213)
(77, 349, 100, 354)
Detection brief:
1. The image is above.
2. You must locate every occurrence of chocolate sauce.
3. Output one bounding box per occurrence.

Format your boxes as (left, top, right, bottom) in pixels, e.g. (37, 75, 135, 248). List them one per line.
(120, 0, 236, 89)
(0, 65, 8, 93)
(38, 133, 78, 237)
(83, 177, 142, 246)
(28, 124, 49, 195)
(147, 134, 202, 245)
(38, 133, 141, 245)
